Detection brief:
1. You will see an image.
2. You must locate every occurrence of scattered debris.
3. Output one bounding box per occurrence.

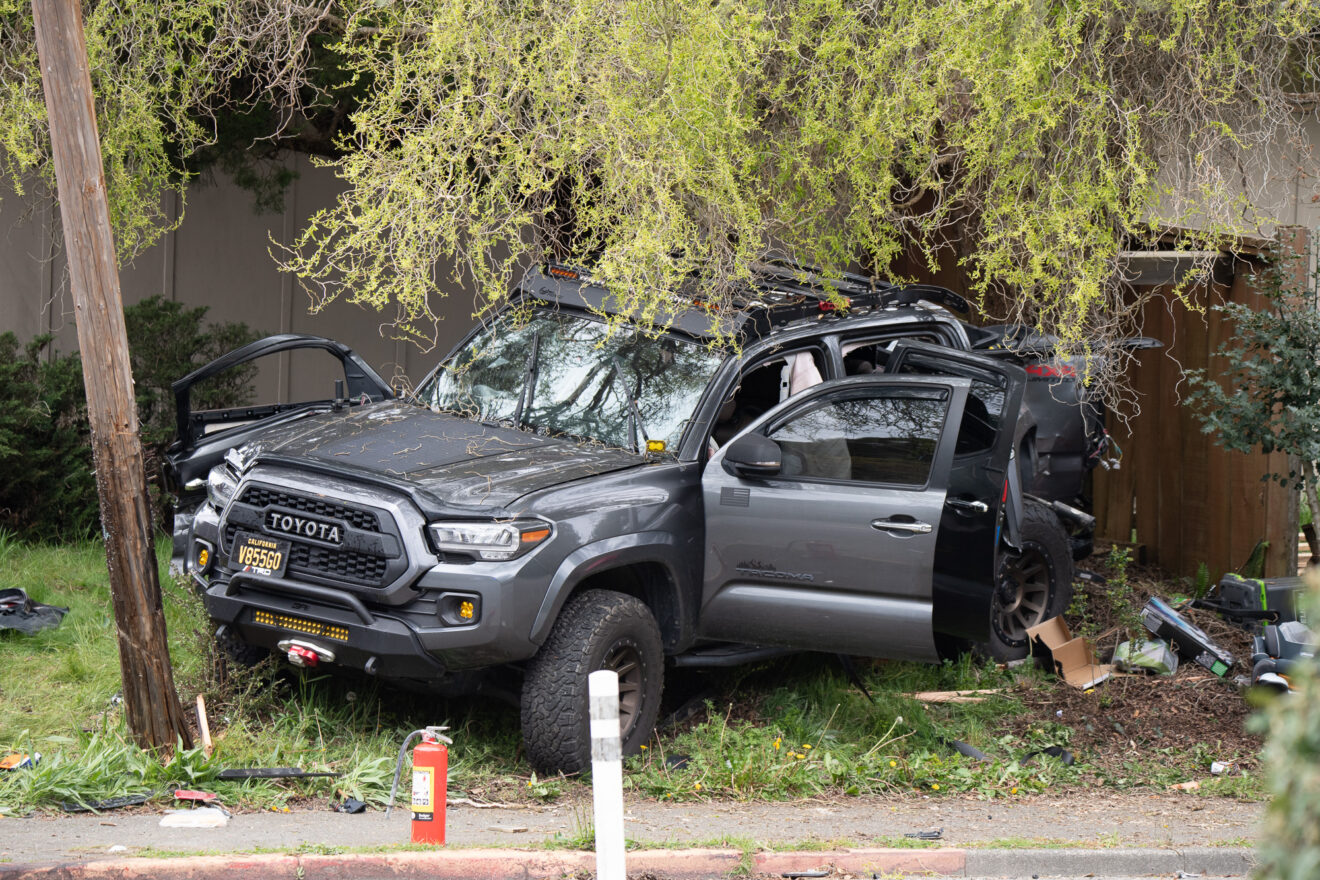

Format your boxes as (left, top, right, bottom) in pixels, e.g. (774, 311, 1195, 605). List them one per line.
(1201, 573, 1306, 626)
(1256, 672, 1292, 693)
(196, 695, 213, 757)
(0, 588, 68, 634)
(0, 753, 38, 771)
(834, 654, 875, 704)
(1169, 780, 1200, 791)
(160, 807, 229, 828)
(1141, 597, 1233, 676)
(1027, 616, 1113, 688)
(334, 798, 367, 814)
(1024, 746, 1076, 766)
(448, 797, 524, 809)
(1210, 761, 1235, 776)
(60, 794, 150, 813)
(173, 790, 218, 803)
(946, 740, 991, 762)
(1251, 620, 1315, 691)
(906, 689, 1003, 703)
(107, 845, 128, 853)
(486, 824, 530, 833)
(1112, 639, 1179, 675)
(781, 872, 829, 879)
(216, 767, 339, 780)
(904, 828, 943, 840)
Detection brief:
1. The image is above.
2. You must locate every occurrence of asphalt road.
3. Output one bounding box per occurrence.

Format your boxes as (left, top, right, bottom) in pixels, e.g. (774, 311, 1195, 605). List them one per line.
(0, 792, 1263, 868)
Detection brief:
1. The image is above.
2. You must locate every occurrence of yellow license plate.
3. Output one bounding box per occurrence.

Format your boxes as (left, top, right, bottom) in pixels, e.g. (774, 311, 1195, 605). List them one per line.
(233, 531, 290, 577)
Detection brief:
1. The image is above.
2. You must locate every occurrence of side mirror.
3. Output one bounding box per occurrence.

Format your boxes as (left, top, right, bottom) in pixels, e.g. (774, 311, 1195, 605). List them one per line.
(722, 433, 782, 478)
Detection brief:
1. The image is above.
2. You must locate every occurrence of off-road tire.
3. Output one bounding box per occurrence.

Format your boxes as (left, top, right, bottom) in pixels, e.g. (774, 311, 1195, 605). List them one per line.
(217, 626, 269, 667)
(986, 500, 1074, 661)
(521, 589, 663, 775)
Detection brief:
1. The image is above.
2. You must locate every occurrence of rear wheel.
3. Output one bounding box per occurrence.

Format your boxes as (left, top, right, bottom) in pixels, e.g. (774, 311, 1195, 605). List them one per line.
(986, 500, 1074, 661)
(521, 590, 664, 774)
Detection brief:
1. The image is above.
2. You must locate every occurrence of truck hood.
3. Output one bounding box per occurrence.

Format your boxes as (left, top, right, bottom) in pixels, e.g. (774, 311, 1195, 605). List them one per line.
(241, 401, 646, 510)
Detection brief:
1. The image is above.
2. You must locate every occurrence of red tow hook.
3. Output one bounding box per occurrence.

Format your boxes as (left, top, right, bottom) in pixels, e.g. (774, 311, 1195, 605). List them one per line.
(276, 638, 336, 668)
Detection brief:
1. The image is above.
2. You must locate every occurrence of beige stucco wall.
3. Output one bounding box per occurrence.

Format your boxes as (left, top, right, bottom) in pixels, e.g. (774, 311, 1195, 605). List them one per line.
(0, 154, 482, 403)
(1152, 114, 1320, 266)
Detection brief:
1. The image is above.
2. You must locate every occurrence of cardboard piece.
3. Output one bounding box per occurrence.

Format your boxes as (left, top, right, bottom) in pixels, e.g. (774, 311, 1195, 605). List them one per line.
(1026, 616, 1113, 689)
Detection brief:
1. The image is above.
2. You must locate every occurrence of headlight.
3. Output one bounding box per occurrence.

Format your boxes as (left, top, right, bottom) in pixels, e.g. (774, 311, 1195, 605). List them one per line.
(427, 519, 552, 561)
(206, 466, 239, 510)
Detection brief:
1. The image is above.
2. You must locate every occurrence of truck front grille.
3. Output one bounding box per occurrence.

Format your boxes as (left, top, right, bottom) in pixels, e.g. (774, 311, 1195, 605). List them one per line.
(238, 486, 381, 532)
(222, 478, 410, 590)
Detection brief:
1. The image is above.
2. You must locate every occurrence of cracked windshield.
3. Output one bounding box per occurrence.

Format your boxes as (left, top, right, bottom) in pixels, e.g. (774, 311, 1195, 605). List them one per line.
(417, 310, 723, 452)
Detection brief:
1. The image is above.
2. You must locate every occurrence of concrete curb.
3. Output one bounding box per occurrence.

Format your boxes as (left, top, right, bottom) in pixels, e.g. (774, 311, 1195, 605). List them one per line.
(965, 846, 1256, 877)
(0, 846, 1255, 879)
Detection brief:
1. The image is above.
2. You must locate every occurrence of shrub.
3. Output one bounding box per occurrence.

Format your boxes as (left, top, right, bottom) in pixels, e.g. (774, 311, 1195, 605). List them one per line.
(123, 296, 260, 522)
(1256, 589, 1320, 880)
(0, 333, 100, 540)
(0, 299, 260, 540)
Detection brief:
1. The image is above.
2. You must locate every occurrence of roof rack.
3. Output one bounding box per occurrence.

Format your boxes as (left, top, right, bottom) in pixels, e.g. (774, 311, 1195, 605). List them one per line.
(535, 261, 968, 340)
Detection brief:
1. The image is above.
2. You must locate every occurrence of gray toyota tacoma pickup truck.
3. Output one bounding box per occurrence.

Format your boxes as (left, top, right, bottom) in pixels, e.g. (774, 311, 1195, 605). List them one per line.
(167, 261, 1107, 773)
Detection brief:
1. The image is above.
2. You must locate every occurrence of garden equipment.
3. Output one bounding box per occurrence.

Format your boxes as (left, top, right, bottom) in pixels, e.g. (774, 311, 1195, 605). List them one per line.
(1199, 573, 1307, 626)
(1140, 597, 1233, 676)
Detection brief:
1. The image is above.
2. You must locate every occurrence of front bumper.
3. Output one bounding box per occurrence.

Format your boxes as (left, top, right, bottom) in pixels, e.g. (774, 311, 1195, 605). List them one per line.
(188, 487, 551, 682)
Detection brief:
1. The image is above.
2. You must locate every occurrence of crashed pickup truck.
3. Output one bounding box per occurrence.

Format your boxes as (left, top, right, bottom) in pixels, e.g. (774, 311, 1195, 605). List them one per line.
(167, 262, 1128, 773)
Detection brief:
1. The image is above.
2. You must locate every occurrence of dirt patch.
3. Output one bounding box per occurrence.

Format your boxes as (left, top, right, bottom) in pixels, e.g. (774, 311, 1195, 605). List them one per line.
(1003, 543, 1265, 777)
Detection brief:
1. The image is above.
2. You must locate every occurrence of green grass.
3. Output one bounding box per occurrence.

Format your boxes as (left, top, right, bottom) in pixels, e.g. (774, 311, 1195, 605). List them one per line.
(624, 653, 1081, 801)
(0, 537, 1266, 813)
(0, 536, 528, 814)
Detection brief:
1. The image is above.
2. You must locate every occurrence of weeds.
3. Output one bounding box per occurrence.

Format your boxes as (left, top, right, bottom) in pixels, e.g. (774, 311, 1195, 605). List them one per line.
(623, 655, 1080, 801)
(0, 538, 1266, 812)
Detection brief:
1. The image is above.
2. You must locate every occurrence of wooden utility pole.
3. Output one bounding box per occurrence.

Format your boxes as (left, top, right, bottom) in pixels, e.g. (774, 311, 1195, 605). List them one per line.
(32, 0, 192, 750)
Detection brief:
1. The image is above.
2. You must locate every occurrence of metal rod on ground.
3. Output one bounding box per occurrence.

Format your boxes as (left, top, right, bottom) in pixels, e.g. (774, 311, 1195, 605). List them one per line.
(589, 670, 626, 880)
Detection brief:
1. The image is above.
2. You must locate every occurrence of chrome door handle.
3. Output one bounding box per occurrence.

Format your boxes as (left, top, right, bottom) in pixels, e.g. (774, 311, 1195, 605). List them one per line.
(946, 498, 989, 514)
(871, 518, 933, 534)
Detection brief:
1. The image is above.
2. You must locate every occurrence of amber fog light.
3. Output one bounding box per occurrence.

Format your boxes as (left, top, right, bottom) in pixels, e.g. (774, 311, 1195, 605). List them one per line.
(194, 539, 214, 574)
(437, 593, 481, 627)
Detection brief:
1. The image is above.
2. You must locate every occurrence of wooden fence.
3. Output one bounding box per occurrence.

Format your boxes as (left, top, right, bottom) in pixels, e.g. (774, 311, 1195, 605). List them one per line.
(1091, 227, 1310, 579)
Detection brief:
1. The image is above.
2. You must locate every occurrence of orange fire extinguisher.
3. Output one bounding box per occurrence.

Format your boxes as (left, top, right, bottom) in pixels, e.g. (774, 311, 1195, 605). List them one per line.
(386, 726, 452, 845)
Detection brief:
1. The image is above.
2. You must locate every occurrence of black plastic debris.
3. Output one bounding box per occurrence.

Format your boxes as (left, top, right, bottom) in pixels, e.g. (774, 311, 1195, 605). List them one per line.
(60, 793, 152, 813)
(217, 767, 339, 780)
(334, 797, 367, 814)
(1025, 745, 1076, 766)
(946, 739, 990, 762)
(904, 828, 943, 840)
(0, 588, 68, 635)
(1250, 620, 1316, 691)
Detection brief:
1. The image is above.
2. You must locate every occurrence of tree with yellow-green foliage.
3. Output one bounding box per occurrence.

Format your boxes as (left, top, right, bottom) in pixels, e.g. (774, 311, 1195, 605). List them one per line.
(2, 0, 1318, 396)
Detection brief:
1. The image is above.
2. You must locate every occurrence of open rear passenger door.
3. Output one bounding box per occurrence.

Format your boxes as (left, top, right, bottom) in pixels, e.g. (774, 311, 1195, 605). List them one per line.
(885, 341, 1028, 646)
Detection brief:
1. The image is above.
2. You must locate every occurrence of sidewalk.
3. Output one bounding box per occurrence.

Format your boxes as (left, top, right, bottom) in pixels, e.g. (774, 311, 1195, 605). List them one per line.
(0, 793, 1264, 878)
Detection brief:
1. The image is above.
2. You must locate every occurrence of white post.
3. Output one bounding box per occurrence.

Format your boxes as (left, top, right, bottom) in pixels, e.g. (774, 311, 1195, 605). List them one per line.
(588, 669, 626, 880)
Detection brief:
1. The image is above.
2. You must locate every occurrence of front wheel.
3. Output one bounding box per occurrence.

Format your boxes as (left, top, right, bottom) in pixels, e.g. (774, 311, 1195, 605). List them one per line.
(985, 500, 1074, 661)
(521, 590, 664, 774)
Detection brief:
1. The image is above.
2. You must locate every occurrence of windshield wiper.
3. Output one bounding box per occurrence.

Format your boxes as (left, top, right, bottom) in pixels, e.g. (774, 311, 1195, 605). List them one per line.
(513, 330, 540, 429)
